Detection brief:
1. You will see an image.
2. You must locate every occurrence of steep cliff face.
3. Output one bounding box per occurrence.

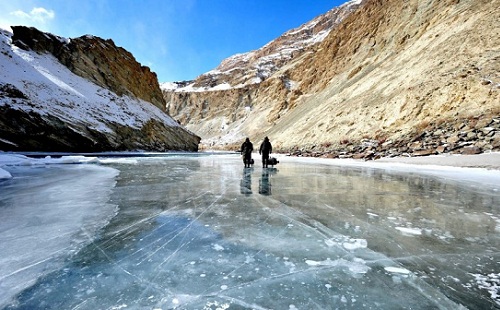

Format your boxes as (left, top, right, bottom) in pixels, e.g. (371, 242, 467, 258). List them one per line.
(273, 0, 499, 148)
(163, 0, 499, 155)
(11, 26, 165, 110)
(162, 0, 363, 147)
(0, 27, 200, 152)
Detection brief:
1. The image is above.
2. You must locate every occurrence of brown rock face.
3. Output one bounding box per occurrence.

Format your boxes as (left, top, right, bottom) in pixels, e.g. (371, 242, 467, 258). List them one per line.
(2, 27, 200, 152)
(11, 26, 165, 110)
(164, 0, 500, 154)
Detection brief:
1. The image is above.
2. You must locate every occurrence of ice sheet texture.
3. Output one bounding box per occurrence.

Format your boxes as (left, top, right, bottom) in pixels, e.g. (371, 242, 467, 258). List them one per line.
(2, 154, 500, 309)
(0, 163, 118, 308)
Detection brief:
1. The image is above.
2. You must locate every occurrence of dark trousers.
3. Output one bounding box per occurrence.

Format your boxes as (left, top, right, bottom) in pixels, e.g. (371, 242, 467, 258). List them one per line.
(261, 152, 270, 167)
(243, 153, 252, 166)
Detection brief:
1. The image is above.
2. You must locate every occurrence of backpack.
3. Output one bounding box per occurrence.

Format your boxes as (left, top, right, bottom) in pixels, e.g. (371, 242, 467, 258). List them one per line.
(268, 157, 279, 166)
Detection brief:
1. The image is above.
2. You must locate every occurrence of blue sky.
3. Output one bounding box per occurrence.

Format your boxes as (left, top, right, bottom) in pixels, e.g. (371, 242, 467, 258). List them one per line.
(1, 1, 348, 82)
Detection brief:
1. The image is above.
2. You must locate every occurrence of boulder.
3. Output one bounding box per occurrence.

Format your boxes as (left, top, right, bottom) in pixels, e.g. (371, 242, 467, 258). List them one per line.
(461, 146, 481, 155)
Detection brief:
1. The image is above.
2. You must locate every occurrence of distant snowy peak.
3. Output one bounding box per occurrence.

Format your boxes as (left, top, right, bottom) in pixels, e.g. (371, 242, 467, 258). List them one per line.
(162, 0, 364, 93)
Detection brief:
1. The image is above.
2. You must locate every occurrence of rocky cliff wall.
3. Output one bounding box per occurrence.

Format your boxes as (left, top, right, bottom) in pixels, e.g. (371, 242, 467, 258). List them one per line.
(269, 0, 500, 152)
(163, 0, 499, 156)
(11, 26, 165, 110)
(1, 27, 200, 152)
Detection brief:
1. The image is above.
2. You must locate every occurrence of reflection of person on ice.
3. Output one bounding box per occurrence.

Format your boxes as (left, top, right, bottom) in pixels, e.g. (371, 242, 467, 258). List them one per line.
(259, 136, 272, 168)
(241, 138, 254, 168)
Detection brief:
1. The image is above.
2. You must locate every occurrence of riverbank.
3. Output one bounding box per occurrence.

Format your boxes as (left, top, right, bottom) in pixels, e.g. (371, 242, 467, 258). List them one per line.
(281, 152, 500, 170)
(276, 152, 500, 191)
(375, 152, 500, 170)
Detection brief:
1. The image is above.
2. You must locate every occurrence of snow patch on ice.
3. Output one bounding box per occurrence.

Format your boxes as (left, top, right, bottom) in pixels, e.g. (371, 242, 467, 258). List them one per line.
(305, 258, 370, 274)
(0, 167, 11, 179)
(212, 244, 225, 251)
(469, 273, 500, 305)
(0, 154, 97, 167)
(98, 158, 139, 165)
(203, 300, 230, 310)
(324, 236, 368, 251)
(385, 266, 411, 275)
(343, 239, 368, 250)
(0, 154, 143, 170)
(395, 226, 422, 236)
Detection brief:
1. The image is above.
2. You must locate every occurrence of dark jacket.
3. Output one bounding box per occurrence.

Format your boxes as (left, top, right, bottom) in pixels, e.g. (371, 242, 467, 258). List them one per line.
(241, 141, 253, 155)
(259, 139, 272, 155)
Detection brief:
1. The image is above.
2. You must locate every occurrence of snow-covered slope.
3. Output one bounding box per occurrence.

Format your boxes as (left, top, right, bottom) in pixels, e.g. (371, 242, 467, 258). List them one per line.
(0, 28, 200, 152)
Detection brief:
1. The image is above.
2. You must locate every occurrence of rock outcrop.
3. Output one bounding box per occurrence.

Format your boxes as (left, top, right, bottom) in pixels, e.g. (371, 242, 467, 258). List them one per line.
(0, 27, 200, 152)
(11, 26, 165, 110)
(290, 115, 500, 160)
(163, 0, 499, 156)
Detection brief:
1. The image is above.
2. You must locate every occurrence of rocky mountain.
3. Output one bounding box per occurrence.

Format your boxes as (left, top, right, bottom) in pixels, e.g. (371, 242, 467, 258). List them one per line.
(162, 0, 499, 157)
(162, 0, 361, 93)
(0, 26, 200, 152)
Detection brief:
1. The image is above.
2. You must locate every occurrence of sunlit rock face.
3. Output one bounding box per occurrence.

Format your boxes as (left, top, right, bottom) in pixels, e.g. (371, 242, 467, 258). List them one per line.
(0, 26, 200, 152)
(162, 0, 363, 149)
(11, 26, 165, 110)
(163, 0, 500, 153)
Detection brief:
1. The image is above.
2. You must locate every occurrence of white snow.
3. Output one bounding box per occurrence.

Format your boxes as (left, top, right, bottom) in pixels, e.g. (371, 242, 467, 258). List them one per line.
(384, 266, 411, 275)
(349, 0, 364, 5)
(0, 167, 11, 179)
(276, 153, 500, 189)
(343, 238, 368, 250)
(0, 153, 98, 167)
(470, 273, 500, 305)
(324, 236, 368, 250)
(395, 227, 423, 236)
(159, 82, 181, 91)
(0, 28, 179, 139)
(210, 82, 232, 91)
(305, 258, 370, 274)
(212, 244, 225, 251)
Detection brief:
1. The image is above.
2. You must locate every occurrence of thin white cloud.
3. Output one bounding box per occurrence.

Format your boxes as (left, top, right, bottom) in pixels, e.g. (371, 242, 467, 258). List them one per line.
(10, 10, 31, 19)
(10, 7, 55, 24)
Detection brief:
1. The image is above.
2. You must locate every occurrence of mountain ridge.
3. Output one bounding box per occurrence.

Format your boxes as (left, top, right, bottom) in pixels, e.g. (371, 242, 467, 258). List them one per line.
(162, 0, 499, 157)
(162, 0, 362, 93)
(0, 27, 200, 152)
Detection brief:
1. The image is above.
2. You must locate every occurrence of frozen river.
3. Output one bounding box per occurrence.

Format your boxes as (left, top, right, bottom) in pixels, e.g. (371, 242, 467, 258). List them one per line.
(1, 153, 500, 309)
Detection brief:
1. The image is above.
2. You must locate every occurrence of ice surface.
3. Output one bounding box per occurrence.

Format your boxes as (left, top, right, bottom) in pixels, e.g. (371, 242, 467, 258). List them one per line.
(0, 158, 118, 309)
(0, 168, 11, 179)
(1, 153, 500, 309)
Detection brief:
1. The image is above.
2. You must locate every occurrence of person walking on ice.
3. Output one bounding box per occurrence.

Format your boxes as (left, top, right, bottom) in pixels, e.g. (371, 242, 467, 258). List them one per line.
(259, 136, 272, 168)
(241, 138, 254, 168)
